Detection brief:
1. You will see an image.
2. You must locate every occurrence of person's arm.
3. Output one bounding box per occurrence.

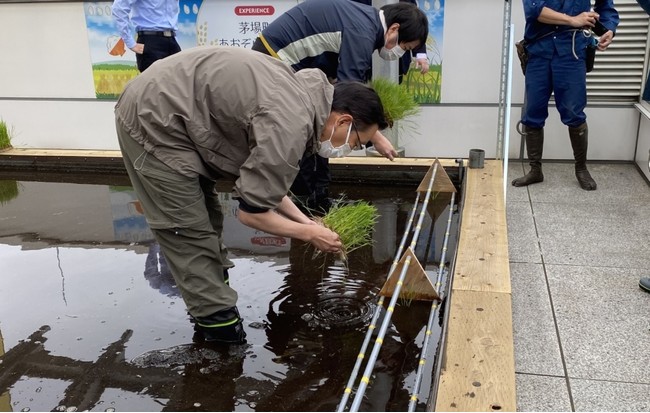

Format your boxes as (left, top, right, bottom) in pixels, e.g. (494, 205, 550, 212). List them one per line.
(412, 41, 429, 74)
(594, 0, 619, 50)
(414, 55, 429, 74)
(369, 130, 398, 160)
(537, 7, 599, 28)
(112, 0, 142, 52)
(275, 195, 314, 225)
(536, 7, 617, 49)
(238, 208, 341, 253)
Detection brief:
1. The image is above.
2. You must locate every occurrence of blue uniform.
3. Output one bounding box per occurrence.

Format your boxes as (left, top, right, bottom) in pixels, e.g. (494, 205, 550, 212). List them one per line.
(522, 0, 619, 128)
(259, 0, 384, 81)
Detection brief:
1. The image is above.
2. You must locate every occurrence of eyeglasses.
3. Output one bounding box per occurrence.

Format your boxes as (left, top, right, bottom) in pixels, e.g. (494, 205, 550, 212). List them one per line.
(351, 121, 365, 151)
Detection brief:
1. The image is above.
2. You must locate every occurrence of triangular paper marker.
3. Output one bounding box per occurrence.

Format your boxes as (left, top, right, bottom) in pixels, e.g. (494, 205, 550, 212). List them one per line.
(379, 247, 440, 302)
(426, 191, 453, 221)
(417, 159, 456, 194)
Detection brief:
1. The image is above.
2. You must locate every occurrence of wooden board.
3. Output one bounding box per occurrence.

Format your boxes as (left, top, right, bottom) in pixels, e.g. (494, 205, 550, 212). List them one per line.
(434, 160, 515, 412)
(434, 290, 516, 412)
(330, 157, 457, 168)
(453, 161, 511, 294)
(337, 157, 514, 412)
(0, 148, 122, 158)
(0, 150, 458, 169)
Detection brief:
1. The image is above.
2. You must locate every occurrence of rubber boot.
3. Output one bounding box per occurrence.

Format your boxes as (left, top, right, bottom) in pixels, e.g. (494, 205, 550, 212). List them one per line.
(568, 123, 597, 191)
(193, 306, 247, 344)
(640, 277, 650, 293)
(512, 126, 544, 187)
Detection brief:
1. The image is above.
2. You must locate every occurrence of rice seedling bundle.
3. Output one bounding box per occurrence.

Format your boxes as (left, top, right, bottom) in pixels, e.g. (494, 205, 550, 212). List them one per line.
(0, 120, 11, 150)
(0, 180, 19, 205)
(321, 200, 378, 258)
(369, 77, 420, 126)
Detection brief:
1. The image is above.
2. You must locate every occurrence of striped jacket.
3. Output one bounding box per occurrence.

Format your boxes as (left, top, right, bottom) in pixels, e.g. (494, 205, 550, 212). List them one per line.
(259, 0, 384, 81)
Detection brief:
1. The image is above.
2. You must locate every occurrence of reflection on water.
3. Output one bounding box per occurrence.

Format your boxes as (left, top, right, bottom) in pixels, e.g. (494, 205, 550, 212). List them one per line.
(0, 175, 459, 412)
(144, 243, 178, 298)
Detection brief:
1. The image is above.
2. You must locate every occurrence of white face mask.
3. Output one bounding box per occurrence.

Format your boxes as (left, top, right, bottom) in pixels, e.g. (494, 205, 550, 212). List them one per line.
(379, 32, 406, 61)
(318, 122, 353, 158)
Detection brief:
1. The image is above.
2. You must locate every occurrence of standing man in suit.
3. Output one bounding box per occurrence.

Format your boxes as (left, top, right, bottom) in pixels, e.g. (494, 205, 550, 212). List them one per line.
(112, 0, 181, 72)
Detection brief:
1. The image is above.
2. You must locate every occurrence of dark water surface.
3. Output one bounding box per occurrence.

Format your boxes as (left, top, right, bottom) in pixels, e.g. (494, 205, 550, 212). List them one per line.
(0, 174, 459, 412)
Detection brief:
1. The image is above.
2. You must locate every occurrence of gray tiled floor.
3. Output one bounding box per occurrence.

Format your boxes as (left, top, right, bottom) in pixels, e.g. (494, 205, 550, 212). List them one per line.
(507, 162, 650, 412)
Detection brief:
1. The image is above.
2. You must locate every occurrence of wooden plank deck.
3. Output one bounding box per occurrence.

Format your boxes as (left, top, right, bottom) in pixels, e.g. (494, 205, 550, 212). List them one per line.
(434, 160, 515, 412)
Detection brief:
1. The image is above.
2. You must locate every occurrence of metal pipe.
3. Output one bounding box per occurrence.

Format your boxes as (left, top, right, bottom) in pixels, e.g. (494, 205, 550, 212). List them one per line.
(349, 163, 439, 412)
(336, 192, 421, 412)
(503, 23, 515, 201)
(407, 191, 456, 411)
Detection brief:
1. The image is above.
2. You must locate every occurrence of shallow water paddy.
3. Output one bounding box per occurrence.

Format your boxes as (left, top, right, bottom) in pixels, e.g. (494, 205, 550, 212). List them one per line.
(0, 173, 459, 412)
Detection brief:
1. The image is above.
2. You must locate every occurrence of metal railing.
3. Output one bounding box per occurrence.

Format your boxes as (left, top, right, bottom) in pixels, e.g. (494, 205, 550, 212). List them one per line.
(338, 162, 459, 412)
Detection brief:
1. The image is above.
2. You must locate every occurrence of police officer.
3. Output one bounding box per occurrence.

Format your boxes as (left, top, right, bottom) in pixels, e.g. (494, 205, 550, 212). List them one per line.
(512, 0, 619, 191)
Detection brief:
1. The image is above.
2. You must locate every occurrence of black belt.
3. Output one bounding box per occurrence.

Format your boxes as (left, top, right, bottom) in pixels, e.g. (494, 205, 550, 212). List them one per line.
(137, 30, 175, 37)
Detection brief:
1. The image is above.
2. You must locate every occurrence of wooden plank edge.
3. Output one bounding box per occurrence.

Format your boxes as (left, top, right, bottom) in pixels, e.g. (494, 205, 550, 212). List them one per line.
(453, 161, 511, 294)
(434, 290, 516, 412)
(433, 160, 515, 412)
(0, 149, 457, 167)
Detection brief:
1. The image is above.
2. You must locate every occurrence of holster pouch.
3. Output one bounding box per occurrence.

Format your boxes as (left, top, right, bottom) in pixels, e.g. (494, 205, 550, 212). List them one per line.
(516, 39, 528, 75)
(586, 44, 596, 73)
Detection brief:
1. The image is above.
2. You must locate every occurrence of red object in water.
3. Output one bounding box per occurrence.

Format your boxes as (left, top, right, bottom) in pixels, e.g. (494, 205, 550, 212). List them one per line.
(251, 236, 286, 247)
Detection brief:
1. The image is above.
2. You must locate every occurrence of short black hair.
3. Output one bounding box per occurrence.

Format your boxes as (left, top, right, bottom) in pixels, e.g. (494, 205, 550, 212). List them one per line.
(381, 2, 429, 46)
(332, 82, 389, 131)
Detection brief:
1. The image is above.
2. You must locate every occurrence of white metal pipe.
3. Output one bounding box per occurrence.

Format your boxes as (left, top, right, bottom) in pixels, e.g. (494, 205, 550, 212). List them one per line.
(349, 164, 439, 412)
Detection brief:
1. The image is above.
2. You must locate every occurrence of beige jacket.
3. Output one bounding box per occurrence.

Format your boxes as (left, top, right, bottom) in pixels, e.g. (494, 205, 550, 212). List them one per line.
(115, 46, 333, 210)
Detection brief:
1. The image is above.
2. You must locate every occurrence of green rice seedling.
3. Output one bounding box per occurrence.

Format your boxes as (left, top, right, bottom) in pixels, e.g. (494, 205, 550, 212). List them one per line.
(0, 119, 12, 150)
(369, 77, 420, 127)
(321, 199, 378, 261)
(398, 287, 418, 307)
(0, 180, 19, 206)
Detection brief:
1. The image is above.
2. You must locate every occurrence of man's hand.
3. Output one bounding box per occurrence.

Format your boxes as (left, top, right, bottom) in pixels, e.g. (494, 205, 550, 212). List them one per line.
(130, 43, 144, 54)
(307, 225, 342, 253)
(238, 206, 340, 253)
(597, 30, 614, 50)
(414, 57, 429, 74)
(370, 130, 398, 161)
(569, 11, 599, 28)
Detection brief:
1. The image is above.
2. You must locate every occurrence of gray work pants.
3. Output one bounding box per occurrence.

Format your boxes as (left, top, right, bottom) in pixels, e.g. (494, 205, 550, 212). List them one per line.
(116, 120, 237, 317)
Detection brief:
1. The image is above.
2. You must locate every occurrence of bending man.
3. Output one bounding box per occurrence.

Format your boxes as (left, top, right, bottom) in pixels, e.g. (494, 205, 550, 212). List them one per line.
(115, 46, 388, 344)
(252, 0, 428, 211)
